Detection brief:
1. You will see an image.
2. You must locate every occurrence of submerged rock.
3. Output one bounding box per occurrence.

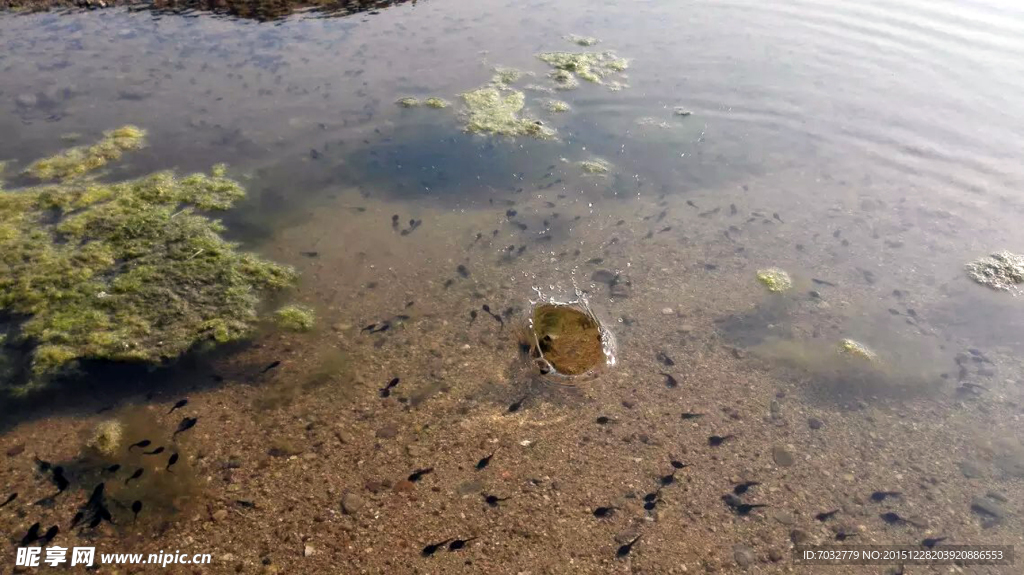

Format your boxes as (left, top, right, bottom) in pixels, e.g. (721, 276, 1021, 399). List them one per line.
(756, 268, 792, 292)
(579, 159, 611, 174)
(0, 128, 296, 388)
(965, 251, 1024, 292)
(518, 300, 616, 381)
(460, 87, 554, 139)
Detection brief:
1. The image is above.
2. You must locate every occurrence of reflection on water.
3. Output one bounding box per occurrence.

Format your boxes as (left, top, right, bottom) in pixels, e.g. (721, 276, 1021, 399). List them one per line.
(3, 0, 1024, 572)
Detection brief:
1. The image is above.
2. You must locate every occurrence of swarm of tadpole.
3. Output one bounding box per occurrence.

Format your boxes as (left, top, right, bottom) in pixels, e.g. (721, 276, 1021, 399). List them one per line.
(515, 300, 616, 383)
(0, 127, 299, 390)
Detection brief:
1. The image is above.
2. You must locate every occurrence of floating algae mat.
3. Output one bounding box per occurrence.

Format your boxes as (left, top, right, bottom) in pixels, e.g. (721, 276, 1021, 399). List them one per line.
(521, 300, 616, 382)
(965, 251, 1024, 292)
(460, 86, 555, 139)
(0, 126, 299, 390)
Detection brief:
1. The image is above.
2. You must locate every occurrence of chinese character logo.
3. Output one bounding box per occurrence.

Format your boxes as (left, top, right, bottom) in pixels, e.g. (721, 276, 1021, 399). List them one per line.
(71, 547, 96, 567)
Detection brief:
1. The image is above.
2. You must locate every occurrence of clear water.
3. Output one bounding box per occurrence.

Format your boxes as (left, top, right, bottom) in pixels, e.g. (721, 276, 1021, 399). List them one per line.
(2, 1, 1024, 572)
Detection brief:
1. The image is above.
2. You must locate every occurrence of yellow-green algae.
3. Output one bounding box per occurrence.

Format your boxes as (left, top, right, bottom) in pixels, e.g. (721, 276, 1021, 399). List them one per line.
(544, 100, 571, 112)
(87, 419, 124, 456)
(460, 87, 555, 139)
(537, 51, 629, 88)
(566, 34, 599, 46)
(24, 126, 146, 182)
(838, 338, 877, 361)
(424, 97, 450, 109)
(756, 268, 793, 292)
(549, 69, 580, 90)
(396, 97, 420, 107)
(491, 67, 524, 87)
(0, 128, 296, 384)
(965, 251, 1024, 292)
(274, 304, 316, 332)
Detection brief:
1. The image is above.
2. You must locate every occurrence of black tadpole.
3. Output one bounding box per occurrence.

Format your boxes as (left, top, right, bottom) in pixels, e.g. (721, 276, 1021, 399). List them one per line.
(616, 534, 642, 558)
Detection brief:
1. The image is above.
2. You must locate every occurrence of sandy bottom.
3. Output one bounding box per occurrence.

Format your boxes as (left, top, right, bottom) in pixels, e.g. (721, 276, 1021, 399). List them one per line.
(2, 162, 1023, 574)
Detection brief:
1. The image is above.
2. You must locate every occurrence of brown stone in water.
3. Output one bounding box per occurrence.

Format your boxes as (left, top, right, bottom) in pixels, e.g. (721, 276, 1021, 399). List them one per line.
(531, 304, 605, 376)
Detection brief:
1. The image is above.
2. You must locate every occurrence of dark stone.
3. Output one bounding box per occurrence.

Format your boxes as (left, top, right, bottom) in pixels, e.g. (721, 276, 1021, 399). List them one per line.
(341, 492, 365, 515)
(5, 444, 25, 457)
(808, 417, 824, 430)
(772, 446, 795, 467)
(591, 270, 616, 284)
(960, 460, 984, 479)
(790, 529, 809, 544)
(375, 425, 399, 439)
(733, 545, 755, 567)
(970, 496, 1007, 519)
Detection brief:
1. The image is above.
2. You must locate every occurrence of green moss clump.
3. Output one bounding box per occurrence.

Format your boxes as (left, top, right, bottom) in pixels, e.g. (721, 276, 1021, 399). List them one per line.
(838, 338, 877, 361)
(566, 34, 599, 46)
(544, 100, 571, 113)
(460, 87, 555, 139)
(549, 69, 580, 90)
(537, 51, 629, 89)
(965, 251, 1024, 292)
(424, 97, 450, 109)
(274, 305, 316, 332)
(491, 67, 523, 86)
(756, 268, 793, 292)
(87, 419, 124, 456)
(0, 128, 297, 384)
(24, 125, 146, 181)
(396, 97, 420, 108)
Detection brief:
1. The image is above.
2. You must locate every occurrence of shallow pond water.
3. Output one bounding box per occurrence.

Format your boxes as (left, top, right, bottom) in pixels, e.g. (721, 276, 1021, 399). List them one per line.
(2, 0, 1024, 573)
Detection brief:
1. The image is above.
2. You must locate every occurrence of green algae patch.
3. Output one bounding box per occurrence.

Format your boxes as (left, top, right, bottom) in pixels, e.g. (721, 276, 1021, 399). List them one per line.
(274, 305, 316, 332)
(566, 34, 599, 46)
(838, 338, 877, 361)
(965, 251, 1024, 292)
(549, 69, 580, 90)
(757, 268, 793, 292)
(424, 97, 450, 109)
(460, 86, 555, 139)
(0, 128, 297, 385)
(544, 100, 571, 113)
(24, 125, 146, 181)
(537, 51, 629, 89)
(396, 97, 420, 108)
(491, 67, 524, 87)
(87, 419, 124, 457)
